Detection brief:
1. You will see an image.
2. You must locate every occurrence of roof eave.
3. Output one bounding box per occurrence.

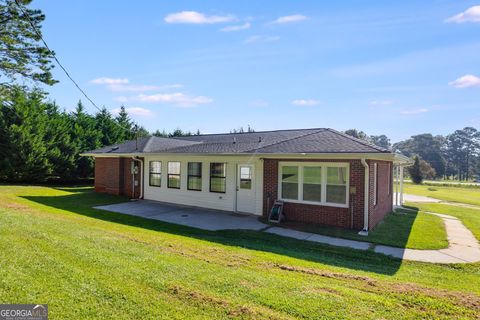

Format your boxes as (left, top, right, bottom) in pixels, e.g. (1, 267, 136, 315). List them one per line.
(81, 151, 399, 161)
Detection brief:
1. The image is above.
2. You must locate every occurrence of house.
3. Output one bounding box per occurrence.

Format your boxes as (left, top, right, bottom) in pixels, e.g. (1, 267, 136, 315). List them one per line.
(82, 128, 411, 233)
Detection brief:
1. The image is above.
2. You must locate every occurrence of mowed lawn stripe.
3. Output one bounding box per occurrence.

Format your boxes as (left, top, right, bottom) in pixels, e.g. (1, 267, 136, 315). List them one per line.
(0, 186, 479, 319)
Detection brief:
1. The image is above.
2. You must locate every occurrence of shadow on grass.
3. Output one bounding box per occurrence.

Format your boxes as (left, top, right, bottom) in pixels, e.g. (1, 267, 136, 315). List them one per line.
(22, 189, 406, 276)
(271, 206, 421, 250)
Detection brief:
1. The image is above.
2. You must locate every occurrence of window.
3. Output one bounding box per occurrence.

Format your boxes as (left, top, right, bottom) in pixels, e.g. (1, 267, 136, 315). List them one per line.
(188, 162, 202, 191)
(373, 163, 378, 205)
(281, 166, 299, 199)
(167, 162, 181, 189)
(303, 166, 322, 202)
(210, 163, 226, 193)
(240, 166, 252, 189)
(326, 167, 347, 204)
(279, 163, 349, 207)
(149, 161, 161, 187)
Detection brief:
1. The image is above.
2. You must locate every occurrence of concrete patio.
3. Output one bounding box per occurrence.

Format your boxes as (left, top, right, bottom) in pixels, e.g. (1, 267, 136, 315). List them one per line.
(95, 199, 480, 264)
(95, 200, 268, 231)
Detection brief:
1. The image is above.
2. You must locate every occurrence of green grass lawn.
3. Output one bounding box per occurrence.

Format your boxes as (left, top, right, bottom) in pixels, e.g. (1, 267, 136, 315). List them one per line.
(403, 183, 480, 206)
(276, 208, 448, 250)
(405, 202, 480, 242)
(0, 186, 479, 319)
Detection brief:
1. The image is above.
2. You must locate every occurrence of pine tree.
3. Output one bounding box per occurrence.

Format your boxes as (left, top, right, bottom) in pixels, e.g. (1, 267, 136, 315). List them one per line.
(0, 88, 51, 181)
(71, 100, 101, 178)
(409, 156, 423, 184)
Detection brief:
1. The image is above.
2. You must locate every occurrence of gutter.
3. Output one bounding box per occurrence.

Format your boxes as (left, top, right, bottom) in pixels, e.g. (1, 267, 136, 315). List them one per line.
(359, 158, 369, 236)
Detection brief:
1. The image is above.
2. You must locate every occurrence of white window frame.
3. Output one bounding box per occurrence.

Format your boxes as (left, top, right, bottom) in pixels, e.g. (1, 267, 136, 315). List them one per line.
(278, 162, 350, 208)
(373, 163, 378, 206)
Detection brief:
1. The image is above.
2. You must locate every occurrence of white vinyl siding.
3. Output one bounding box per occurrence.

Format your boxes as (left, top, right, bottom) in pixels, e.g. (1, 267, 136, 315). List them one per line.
(143, 155, 263, 214)
(278, 162, 349, 208)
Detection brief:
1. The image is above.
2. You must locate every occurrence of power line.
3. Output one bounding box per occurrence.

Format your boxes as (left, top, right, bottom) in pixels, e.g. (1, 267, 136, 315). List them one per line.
(13, 0, 135, 135)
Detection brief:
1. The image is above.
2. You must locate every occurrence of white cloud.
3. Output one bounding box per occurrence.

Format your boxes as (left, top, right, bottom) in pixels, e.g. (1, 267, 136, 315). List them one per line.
(271, 14, 307, 24)
(220, 22, 251, 32)
(445, 6, 480, 23)
(244, 35, 280, 44)
(107, 83, 183, 92)
(111, 107, 153, 117)
(136, 93, 213, 107)
(369, 99, 393, 106)
(164, 11, 235, 24)
(292, 99, 320, 106)
(90, 77, 129, 85)
(400, 108, 429, 115)
(449, 74, 480, 88)
(91, 77, 183, 92)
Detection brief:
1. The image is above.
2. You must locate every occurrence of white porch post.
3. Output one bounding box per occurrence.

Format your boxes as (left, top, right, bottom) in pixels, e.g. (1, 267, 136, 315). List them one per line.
(399, 166, 404, 206)
(395, 166, 399, 206)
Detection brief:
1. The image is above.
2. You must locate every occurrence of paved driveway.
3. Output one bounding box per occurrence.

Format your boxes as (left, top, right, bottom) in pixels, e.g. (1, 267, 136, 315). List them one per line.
(95, 200, 268, 231)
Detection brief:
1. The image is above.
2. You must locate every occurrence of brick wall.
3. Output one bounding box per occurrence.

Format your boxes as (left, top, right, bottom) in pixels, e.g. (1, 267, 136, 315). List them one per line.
(263, 158, 391, 230)
(94, 157, 143, 198)
(368, 160, 393, 229)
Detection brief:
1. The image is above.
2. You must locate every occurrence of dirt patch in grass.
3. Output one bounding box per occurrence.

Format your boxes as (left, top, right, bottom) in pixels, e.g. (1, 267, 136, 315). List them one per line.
(303, 286, 342, 296)
(274, 263, 376, 285)
(273, 263, 480, 313)
(167, 284, 271, 318)
(3, 203, 30, 211)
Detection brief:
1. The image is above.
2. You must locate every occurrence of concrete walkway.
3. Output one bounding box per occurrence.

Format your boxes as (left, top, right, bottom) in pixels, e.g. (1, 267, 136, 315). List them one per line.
(267, 211, 480, 263)
(401, 193, 441, 203)
(374, 212, 480, 263)
(96, 200, 480, 264)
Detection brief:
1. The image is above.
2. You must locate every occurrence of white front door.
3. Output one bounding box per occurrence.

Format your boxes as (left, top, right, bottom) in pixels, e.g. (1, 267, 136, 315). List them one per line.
(236, 164, 256, 214)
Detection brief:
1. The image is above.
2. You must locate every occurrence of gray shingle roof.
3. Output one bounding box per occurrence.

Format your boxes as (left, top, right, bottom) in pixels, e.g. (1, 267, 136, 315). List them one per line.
(84, 128, 390, 155)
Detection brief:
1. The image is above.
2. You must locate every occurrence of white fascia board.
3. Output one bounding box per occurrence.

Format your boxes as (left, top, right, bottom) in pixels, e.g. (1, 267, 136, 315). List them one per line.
(82, 152, 398, 161)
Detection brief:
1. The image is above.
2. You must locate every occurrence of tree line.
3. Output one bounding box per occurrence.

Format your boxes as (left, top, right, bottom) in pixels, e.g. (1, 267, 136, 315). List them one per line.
(344, 128, 480, 181)
(0, 88, 197, 182)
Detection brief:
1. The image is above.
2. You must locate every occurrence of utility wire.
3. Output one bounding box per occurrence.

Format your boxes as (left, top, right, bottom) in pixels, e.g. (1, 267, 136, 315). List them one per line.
(13, 0, 136, 135)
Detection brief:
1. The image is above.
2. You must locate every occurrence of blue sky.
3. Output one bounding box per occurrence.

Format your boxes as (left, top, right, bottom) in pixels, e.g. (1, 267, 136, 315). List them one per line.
(35, 0, 480, 142)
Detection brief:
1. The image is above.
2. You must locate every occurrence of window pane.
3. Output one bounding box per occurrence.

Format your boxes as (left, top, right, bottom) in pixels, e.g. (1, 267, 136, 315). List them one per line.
(188, 176, 202, 190)
(210, 163, 226, 177)
(240, 167, 251, 179)
(149, 173, 161, 187)
(168, 175, 180, 189)
(326, 166, 347, 204)
(168, 162, 181, 174)
(327, 167, 347, 185)
(303, 166, 321, 202)
(281, 166, 298, 199)
(240, 179, 252, 189)
(210, 163, 226, 193)
(210, 177, 226, 193)
(326, 185, 347, 204)
(188, 162, 202, 176)
(150, 161, 161, 174)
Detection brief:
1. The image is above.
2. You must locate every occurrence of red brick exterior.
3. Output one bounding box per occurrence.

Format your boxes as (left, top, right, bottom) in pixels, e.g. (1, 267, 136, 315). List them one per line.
(368, 160, 393, 229)
(94, 157, 143, 198)
(263, 158, 392, 230)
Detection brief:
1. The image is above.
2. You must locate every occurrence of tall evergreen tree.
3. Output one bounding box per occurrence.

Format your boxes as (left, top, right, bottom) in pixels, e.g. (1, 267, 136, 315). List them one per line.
(0, 88, 51, 181)
(0, 0, 56, 87)
(409, 156, 423, 184)
(71, 100, 101, 178)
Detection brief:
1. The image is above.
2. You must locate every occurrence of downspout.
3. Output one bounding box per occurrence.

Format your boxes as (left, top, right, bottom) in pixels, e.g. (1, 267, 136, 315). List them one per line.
(131, 157, 144, 200)
(359, 158, 369, 236)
